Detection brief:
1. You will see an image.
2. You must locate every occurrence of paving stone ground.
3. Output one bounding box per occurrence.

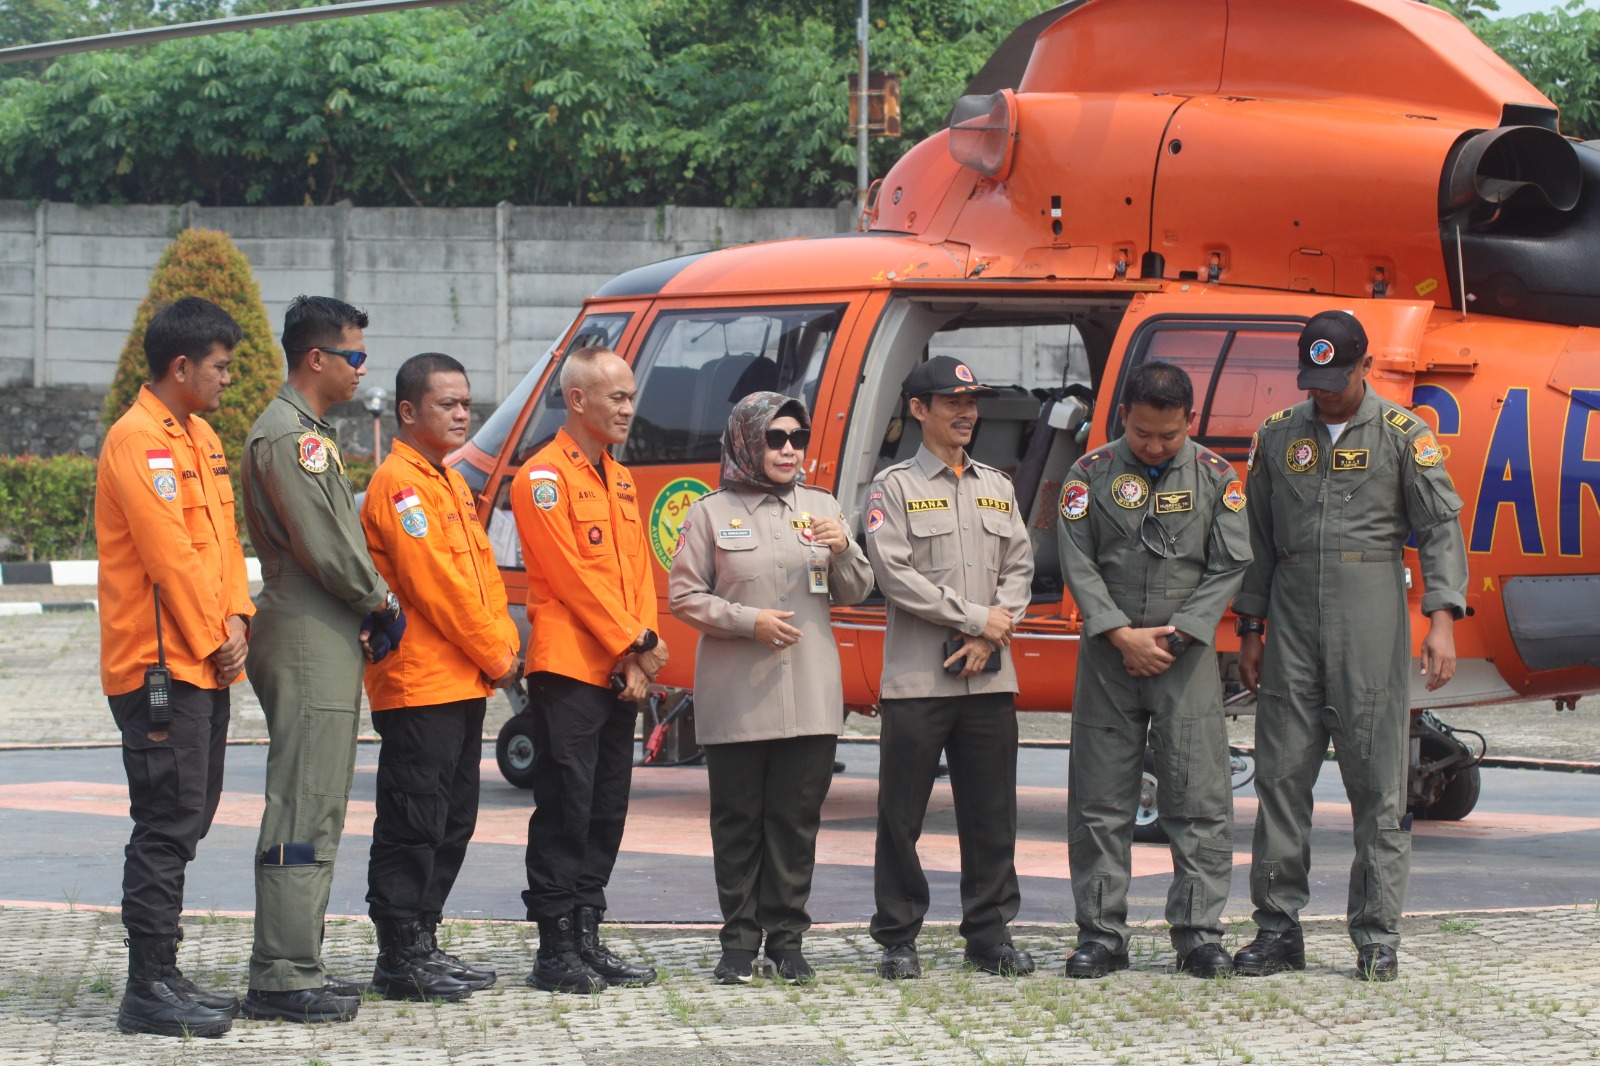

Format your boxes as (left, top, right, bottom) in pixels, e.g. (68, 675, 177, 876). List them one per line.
(0, 906, 1597, 1065)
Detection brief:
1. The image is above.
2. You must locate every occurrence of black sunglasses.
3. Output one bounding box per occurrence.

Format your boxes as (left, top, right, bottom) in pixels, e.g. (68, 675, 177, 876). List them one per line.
(290, 345, 368, 369)
(765, 428, 811, 450)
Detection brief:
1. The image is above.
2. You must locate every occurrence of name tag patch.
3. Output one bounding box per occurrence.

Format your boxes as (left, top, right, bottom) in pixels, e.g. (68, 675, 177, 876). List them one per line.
(975, 497, 1012, 513)
(905, 498, 951, 512)
(1154, 491, 1192, 514)
(718, 527, 753, 539)
(1333, 449, 1369, 471)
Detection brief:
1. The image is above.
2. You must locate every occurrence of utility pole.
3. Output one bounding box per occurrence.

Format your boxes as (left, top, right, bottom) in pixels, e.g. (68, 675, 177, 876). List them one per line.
(857, 0, 870, 208)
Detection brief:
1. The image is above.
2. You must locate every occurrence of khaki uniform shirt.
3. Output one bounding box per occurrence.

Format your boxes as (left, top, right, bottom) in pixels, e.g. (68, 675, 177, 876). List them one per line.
(865, 444, 1035, 699)
(668, 483, 874, 745)
(1057, 437, 1251, 644)
(1233, 387, 1469, 621)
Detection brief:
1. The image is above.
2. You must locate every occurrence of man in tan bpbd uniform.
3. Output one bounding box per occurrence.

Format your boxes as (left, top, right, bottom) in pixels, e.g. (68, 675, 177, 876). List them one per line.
(865, 356, 1036, 980)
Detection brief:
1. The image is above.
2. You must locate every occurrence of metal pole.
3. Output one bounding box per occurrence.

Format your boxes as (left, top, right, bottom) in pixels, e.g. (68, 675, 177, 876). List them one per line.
(0, 0, 480, 65)
(857, 0, 870, 208)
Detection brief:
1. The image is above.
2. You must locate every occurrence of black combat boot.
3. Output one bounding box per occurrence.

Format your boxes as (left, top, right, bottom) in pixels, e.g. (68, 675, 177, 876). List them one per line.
(525, 915, 607, 994)
(165, 927, 241, 1017)
(370, 919, 474, 1002)
(420, 914, 497, 991)
(574, 906, 657, 987)
(117, 936, 232, 1038)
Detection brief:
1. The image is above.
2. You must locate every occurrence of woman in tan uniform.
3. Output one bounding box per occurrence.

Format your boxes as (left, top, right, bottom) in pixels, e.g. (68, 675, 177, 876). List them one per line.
(668, 392, 874, 983)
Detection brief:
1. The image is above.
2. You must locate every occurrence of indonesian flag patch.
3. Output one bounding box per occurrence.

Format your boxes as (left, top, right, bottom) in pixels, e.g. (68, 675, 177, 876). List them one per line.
(146, 449, 175, 469)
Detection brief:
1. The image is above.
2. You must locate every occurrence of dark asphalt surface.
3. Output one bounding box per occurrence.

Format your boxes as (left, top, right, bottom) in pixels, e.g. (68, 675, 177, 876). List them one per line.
(1, 739, 1595, 925)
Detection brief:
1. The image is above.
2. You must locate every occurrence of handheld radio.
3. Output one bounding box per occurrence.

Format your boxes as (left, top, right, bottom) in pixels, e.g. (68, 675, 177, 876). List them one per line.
(146, 583, 172, 725)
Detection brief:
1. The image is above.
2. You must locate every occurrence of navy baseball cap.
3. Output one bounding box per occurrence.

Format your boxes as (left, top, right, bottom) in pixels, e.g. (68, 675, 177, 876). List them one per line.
(1297, 311, 1369, 391)
(901, 356, 994, 398)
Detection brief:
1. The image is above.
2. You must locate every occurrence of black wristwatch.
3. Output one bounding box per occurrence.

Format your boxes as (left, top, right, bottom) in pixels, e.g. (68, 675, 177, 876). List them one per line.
(1235, 615, 1265, 637)
(630, 628, 659, 654)
(380, 591, 402, 623)
(1166, 631, 1190, 655)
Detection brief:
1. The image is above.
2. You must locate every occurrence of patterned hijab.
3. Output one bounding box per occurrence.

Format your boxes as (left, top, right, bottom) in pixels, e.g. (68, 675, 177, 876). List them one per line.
(720, 391, 811, 493)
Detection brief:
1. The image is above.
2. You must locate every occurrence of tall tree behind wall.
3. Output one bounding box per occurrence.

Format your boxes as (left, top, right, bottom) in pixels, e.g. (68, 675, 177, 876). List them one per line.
(103, 229, 282, 478)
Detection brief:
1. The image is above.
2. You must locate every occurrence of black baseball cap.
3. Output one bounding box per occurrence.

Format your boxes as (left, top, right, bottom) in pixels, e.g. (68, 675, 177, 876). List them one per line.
(1297, 311, 1369, 391)
(901, 356, 994, 398)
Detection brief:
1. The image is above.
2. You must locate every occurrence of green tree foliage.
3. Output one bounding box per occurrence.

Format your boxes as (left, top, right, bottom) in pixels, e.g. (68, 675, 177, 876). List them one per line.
(103, 229, 282, 475)
(0, 0, 1034, 208)
(1467, 2, 1600, 140)
(0, 455, 99, 561)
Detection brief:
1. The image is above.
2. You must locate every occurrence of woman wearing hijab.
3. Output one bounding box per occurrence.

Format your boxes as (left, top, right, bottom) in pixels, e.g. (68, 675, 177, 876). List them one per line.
(668, 392, 874, 984)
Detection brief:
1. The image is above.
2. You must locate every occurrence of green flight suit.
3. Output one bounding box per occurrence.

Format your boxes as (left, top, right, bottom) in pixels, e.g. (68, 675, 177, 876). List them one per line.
(1233, 386, 1467, 950)
(241, 383, 390, 991)
(1057, 437, 1251, 955)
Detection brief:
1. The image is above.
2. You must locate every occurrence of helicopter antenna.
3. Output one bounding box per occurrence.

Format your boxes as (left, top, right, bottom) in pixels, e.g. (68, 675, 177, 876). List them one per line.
(1454, 224, 1471, 322)
(0, 0, 480, 66)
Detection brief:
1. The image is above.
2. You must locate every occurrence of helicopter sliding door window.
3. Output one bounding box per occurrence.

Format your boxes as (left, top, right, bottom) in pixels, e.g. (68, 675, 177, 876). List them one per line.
(619, 305, 845, 465)
(483, 311, 633, 570)
(1111, 318, 1303, 454)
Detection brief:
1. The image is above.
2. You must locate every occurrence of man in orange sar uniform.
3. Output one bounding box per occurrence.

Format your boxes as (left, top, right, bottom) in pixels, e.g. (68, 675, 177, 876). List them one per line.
(360, 353, 522, 1003)
(96, 296, 253, 1039)
(509, 345, 668, 994)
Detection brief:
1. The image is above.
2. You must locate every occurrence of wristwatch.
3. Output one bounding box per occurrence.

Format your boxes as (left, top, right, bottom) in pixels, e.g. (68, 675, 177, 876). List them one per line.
(630, 628, 659, 654)
(380, 591, 402, 623)
(1235, 615, 1265, 637)
(1166, 631, 1190, 655)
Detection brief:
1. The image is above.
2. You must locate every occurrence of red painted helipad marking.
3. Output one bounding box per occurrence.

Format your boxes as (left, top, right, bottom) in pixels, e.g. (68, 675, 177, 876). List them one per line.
(2, 771, 1593, 885)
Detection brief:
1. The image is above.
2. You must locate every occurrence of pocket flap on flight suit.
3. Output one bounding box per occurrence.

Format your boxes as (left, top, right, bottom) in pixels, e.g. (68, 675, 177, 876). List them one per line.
(714, 532, 759, 552)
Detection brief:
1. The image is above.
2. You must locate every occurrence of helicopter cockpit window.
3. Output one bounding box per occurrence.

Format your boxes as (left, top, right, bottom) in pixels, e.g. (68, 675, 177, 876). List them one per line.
(1113, 319, 1303, 452)
(619, 305, 844, 464)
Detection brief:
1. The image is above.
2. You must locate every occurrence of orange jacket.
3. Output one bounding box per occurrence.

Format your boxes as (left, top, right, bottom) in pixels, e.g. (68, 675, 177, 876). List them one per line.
(361, 439, 520, 711)
(510, 427, 655, 687)
(96, 385, 253, 696)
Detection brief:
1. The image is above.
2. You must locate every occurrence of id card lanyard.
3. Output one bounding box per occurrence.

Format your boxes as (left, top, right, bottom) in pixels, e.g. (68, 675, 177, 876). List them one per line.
(802, 512, 829, 595)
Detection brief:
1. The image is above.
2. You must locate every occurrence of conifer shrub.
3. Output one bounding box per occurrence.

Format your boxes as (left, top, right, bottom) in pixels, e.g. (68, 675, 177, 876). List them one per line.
(102, 228, 281, 469)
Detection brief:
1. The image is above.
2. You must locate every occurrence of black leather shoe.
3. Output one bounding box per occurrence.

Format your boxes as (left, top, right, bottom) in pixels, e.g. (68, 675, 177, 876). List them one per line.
(965, 942, 1036, 977)
(877, 942, 921, 980)
(321, 974, 367, 998)
(714, 948, 757, 985)
(1232, 927, 1306, 977)
(574, 906, 657, 987)
(1356, 943, 1399, 982)
(1064, 942, 1129, 979)
(1178, 943, 1235, 978)
(766, 948, 815, 982)
(241, 986, 358, 1023)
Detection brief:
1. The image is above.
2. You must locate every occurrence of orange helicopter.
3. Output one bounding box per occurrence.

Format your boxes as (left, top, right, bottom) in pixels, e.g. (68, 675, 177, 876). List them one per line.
(449, 0, 1600, 821)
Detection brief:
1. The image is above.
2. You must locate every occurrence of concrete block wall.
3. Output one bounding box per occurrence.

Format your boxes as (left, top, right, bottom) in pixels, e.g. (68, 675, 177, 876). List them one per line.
(0, 200, 849, 407)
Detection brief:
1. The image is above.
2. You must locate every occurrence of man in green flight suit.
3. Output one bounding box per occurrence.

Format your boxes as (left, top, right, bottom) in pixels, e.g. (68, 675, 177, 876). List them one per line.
(240, 295, 408, 1023)
(1057, 361, 1251, 979)
(1232, 310, 1468, 983)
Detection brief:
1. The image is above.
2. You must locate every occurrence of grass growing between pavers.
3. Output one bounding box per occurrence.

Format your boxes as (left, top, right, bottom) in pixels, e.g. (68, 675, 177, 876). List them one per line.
(1, 907, 1598, 1065)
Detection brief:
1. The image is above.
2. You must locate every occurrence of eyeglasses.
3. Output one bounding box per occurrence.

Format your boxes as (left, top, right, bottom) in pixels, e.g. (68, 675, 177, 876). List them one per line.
(1140, 512, 1174, 558)
(290, 345, 368, 369)
(765, 428, 811, 450)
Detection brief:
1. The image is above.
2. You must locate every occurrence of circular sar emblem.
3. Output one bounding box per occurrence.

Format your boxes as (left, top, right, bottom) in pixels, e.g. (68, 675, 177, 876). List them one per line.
(954, 363, 975, 383)
(297, 432, 329, 474)
(648, 477, 711, 569)
(1286, 438, 1319, 473)
(866, 507, 885, 534)
(1111, 473, 1149, 509)
(1060, 480, 1089, 522)
(1308, 338, 1337, 366)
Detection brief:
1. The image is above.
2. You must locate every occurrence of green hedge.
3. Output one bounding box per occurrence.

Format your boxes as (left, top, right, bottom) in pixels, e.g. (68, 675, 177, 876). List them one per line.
(0, 455, 98, 562)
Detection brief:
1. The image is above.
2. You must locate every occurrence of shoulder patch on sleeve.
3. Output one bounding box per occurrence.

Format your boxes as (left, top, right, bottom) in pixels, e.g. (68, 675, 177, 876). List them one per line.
(1060, 480, 1090, 521)
(1383, 408, 1418, 434)
(1413, 433, 1443, 467)
(296, 432, 330, 474)
(1246, 431, 1260, 472)
(1222, 480, 1247, 512)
